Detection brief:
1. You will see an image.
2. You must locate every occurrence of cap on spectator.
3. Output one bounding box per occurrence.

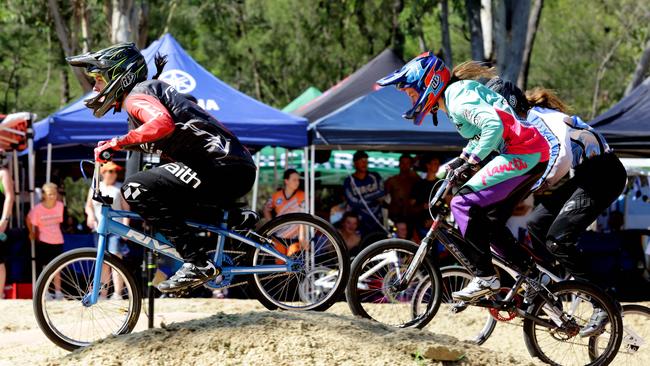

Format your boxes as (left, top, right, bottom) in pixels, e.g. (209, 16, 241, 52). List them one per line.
(353, 150, 368, 162)
(101, 161, 123, 173)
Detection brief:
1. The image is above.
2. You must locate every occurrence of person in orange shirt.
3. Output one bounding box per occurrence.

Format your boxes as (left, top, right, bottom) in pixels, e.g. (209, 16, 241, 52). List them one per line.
(263, 169, 305, 261)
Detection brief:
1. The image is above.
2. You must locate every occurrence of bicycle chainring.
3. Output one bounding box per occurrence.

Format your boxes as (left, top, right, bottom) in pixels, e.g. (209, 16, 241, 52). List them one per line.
(488, 288, 522, 322)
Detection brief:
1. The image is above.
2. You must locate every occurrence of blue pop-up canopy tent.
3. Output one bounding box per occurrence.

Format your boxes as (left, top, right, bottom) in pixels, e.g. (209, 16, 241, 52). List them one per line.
(34, 33, 307, 149)
(309, 86, 465, 151)
(590, 78, 650, 155)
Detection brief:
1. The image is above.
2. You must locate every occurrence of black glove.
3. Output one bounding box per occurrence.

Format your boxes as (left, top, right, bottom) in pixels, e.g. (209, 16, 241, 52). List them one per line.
(452, 162, 479, 184)
(446, 157, 465, 170)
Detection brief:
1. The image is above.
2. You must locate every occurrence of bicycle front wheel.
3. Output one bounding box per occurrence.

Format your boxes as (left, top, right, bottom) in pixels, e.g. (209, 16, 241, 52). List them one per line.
(523, 280, 623, 366)
(248, 213, 349, 311)
(590, 304, 650, 365)
(33, 248, 141, 350)
(345, 239, 442, 328)
(415, 266, 497, 344)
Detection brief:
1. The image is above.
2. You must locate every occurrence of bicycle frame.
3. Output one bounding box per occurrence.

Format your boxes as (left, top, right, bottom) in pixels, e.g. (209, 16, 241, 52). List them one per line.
(83, 164, 296, 307)
(392, 173, 571, 328)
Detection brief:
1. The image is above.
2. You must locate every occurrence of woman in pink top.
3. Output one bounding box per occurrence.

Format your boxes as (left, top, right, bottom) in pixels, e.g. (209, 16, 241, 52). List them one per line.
(27, 183, 64, 299)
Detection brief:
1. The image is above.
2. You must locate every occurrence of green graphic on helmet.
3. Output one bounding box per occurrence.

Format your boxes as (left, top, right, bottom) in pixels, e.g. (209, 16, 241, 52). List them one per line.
(66, 43, 148, 117)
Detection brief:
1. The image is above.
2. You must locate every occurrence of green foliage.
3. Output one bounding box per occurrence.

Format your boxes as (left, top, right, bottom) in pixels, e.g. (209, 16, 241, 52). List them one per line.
(0, 0, 648, 120)
(62, 176, 89, 224)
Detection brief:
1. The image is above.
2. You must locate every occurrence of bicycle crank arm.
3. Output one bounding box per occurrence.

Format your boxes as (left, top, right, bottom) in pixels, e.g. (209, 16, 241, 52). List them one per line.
(450, 302, 468, 314)
(517, 310, 562, 330)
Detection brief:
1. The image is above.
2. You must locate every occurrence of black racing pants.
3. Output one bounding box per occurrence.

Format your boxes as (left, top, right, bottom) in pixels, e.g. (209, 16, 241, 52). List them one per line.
(527, 153, 627, 280)
(122, 162, 256, 264)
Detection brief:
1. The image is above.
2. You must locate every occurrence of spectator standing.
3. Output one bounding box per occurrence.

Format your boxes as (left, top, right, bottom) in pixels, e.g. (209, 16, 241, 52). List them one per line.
(0, 153, 14, 299)
(410, 154, 441, 233)
(263, 169, 306, 261)
(27, 183, 64, 300)
(85, 161, 129, 299)
(337, 212, 362, 256)
(343, 151, 386, 236)
(385, 154, 420, 222)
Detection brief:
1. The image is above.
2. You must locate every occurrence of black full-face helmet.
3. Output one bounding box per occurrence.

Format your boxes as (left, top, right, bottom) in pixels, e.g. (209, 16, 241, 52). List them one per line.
(66, 43, 148, 117)
(485, 77, 529, 116)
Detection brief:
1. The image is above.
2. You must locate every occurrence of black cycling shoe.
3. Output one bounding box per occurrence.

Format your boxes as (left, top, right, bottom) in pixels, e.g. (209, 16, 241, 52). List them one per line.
(157, 261, 221, 293)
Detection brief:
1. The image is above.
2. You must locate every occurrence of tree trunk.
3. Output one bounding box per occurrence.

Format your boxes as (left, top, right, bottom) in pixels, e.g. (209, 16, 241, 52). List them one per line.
(390, 0, 405, 59)
(135, 0, 149, 49)
(47, 0, 93, 92)
(480, 0, 493, 61)
(40, 28, 53, 96)
(439, 0, 453, 66)
(517, 0, 543, 89)
(60, 68, 70, 106)
(466, 0, 484, 61)
(111, 0, 134, 43)
(625, 38, 650, 95)
(591, 38, 623, 118)
(75, 0, 91, 53)
(494, 0, 531, 82)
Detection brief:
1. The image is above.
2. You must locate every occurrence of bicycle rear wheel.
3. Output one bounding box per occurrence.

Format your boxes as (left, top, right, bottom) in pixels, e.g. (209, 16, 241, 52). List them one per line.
(523, 280, 623, 366)
(345, 239, 442, 328)
(589, 304, 650, 365)
(33, 248, 141, 350)
(414, 266, 497, 344)
(248, 213, 349, 311)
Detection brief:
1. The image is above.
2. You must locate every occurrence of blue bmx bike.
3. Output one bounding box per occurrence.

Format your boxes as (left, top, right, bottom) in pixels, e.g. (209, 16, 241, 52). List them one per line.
(33, 162, 349, 350)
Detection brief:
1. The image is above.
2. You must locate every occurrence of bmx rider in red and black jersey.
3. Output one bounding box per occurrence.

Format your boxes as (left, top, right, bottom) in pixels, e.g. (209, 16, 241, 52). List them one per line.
(67, 43, 257, 293)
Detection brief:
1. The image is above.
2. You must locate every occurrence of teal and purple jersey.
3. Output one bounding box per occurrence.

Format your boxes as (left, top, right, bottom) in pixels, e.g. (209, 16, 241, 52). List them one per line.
(444, 80, 550, 165)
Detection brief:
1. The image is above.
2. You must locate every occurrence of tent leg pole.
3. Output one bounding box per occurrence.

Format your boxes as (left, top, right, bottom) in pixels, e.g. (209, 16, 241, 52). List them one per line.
(11, 151, 20, 229)
(302, 147, 309, 213)
(284, 148, 289, 170)
(28, 135, 37, 291)
(310, 145, 315, 215)
(46, 143, 52, 183)
(273, 147, 278, 188)
(251, 152, 261, 211)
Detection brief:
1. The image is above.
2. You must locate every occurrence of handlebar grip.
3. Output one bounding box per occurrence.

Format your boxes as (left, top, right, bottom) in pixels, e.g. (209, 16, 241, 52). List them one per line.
(100, 150, 114, 161)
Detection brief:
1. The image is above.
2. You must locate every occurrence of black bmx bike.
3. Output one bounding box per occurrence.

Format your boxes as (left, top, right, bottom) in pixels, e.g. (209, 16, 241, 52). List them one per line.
(345, 171, 624, 365)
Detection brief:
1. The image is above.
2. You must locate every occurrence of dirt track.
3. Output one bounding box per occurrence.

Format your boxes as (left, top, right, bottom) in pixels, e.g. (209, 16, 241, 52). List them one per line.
(0, 299, 647, 365)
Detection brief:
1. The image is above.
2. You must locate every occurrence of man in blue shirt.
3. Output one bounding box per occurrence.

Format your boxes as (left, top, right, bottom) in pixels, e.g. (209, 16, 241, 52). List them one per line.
(343, 151, 386, 236)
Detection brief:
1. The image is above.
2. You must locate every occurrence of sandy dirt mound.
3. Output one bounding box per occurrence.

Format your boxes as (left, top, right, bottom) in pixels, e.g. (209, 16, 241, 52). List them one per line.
(55, 310, 533, 366)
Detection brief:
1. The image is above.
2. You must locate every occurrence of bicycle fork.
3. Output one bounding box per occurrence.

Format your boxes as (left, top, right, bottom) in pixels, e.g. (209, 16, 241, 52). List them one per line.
(392, 226, 437, 292)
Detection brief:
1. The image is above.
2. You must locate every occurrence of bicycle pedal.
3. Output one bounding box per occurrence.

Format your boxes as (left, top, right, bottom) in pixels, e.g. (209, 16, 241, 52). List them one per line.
(451, 302, 468, 314)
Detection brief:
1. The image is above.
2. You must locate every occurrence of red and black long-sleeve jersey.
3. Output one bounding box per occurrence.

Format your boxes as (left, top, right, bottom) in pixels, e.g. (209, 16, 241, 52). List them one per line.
(116, 80, 255, 172)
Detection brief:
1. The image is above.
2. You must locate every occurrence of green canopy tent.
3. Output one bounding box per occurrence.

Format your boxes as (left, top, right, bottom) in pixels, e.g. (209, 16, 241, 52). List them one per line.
(257, 147, 400, 186)
(282, 87, 322, 114)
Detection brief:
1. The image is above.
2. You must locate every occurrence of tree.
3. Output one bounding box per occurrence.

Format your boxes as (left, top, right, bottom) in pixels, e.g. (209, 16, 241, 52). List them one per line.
(493, 0, 531, 82)
(625, 38, 650, 95)
(517, 0, 543, 89)
(465, 0, 484, 61)
(47, 0, 93, 93)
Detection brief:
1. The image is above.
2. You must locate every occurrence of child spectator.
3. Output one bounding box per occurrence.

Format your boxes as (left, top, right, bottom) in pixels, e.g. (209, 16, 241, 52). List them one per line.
(27, 183, 64, 300)
(338, 212, 362, 256)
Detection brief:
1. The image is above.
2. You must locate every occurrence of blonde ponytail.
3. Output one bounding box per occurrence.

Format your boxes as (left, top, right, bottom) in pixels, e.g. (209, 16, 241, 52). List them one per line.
(450, 61, 497, 83)
(525, 87, 571, 114)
